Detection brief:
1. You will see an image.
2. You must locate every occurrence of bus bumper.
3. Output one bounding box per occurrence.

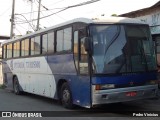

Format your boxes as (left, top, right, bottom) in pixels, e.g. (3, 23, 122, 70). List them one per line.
(92, 85, 158, 105)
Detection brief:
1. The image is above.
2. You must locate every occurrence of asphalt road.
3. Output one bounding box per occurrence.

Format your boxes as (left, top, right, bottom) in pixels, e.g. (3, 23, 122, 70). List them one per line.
(0, 88, 160, 120)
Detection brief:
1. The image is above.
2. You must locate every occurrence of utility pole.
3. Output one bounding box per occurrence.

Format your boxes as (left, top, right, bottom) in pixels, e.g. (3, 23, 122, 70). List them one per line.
(36, 0, 41, 31)
(10, 0, 15, 38)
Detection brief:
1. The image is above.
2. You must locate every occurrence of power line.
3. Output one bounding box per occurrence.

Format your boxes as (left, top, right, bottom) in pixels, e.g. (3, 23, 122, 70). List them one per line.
(15, 0, 100, 24)
(15, 13, 36, 31)
(15, 28, 22, 35)
(14, 7, 64, 15)
(0, 6, 11, 17)
(36, 0, 66, 21)
(47, 0, 66, 7)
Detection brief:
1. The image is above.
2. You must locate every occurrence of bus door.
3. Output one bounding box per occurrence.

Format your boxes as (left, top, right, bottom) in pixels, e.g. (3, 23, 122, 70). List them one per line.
(155, 36, 160, 88)
(73, 30, 91, 107)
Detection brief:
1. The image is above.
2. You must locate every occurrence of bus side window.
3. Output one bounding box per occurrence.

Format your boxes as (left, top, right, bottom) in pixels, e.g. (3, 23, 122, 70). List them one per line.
(31, 36, 41, 55)
(64, 27, 72, 51)
(34, 36, 41, 55)
(13, 41, 20, 57)
(42, 34, 48, 54)
(21, 39, 29, 57)
(57, 27, 72, 52)
(48, 32, 54, 54)
(3, 45, 6, 59)
(7, 44, 12, 58)
(57, 30, 63, 52)
(74, 31, 78, 71)
(31, 37, 35, 55)
(156, 37, 160, 68)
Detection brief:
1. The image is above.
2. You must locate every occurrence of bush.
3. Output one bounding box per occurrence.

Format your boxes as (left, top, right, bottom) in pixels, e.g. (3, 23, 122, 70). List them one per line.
(0, 84, 6, 89)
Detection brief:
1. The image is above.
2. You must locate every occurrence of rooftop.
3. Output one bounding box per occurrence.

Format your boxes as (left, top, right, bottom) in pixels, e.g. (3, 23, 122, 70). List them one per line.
(120, 1, 160, 17)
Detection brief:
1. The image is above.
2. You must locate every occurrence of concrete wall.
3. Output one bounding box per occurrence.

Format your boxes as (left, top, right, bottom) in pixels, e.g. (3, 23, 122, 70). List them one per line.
(120, 6, 160, 35)
(137, 10, 160, 35)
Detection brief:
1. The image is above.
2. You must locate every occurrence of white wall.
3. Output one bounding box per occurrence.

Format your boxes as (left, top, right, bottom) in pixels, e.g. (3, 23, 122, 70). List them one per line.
(137, 10, 160, 34)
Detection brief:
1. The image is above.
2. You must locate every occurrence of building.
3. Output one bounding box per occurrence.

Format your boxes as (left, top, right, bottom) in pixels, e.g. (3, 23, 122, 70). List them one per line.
(120, 1, 160, 41)
(0, 36, 10, 85)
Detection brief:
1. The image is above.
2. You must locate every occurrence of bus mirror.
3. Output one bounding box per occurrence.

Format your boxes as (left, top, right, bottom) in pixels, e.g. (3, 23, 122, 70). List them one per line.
(84, 37, 92, 54)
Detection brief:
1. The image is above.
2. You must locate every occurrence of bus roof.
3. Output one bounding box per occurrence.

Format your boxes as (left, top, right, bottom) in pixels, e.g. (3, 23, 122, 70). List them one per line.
(2, 17, 146, 45)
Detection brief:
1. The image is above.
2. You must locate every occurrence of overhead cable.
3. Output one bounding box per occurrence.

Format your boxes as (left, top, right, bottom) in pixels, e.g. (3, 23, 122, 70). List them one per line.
(15, 0, 100, 24)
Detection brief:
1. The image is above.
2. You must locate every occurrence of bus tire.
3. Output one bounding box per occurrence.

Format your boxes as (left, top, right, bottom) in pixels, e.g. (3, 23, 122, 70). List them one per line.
(13, 76, 21, 95)
(60, 82, 74, 109)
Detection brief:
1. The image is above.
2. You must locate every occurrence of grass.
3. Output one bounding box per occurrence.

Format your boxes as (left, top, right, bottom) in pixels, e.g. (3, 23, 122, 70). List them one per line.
(0, 84, 6, 89)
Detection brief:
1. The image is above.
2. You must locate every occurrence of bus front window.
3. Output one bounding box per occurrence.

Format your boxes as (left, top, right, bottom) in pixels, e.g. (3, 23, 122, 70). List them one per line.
(90, 25, 156, 74)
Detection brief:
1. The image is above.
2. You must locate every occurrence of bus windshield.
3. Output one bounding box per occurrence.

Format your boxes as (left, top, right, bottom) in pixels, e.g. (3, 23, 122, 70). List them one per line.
(90, 24, 156, 74)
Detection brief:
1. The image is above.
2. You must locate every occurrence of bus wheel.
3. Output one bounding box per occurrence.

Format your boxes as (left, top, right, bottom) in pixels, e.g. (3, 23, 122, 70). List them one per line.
(60, 82, 74, 109)
(13, 76, 21, 95)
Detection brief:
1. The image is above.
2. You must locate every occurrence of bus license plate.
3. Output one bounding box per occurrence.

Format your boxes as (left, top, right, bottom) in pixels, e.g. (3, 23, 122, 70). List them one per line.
(126, 91, 137, 97)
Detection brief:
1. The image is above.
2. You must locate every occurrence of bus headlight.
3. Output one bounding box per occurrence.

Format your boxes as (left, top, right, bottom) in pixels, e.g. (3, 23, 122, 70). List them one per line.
(95, 84, 115, 90)
(145, 80, 158, 85)
(149, 80, 158, 85)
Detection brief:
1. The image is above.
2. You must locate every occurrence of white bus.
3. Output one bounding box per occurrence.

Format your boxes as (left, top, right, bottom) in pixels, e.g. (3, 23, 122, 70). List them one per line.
(2, 17, 158, 108)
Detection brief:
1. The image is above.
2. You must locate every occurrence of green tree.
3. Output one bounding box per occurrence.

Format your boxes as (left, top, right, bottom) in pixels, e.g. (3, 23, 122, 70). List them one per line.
(111, 14, 118, 16)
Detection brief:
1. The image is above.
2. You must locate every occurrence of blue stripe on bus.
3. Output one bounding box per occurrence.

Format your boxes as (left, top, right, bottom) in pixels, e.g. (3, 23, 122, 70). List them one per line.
(47, 54, 91, 107)
(47, 54, 77, 74)
(92, 72, 157, 85)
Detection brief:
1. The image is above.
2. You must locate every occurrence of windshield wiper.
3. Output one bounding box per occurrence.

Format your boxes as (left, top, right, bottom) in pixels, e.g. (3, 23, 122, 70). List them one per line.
(104, 26, 121, 56)
(103, 26, 121, 64)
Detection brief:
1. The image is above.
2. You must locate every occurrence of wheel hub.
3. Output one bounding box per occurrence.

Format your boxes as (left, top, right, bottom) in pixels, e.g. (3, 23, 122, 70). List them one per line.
(63, 89, 70, 102)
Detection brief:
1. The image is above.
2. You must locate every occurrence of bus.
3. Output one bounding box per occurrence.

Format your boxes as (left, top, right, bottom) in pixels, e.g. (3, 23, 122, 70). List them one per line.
(2, 17, 159, 109)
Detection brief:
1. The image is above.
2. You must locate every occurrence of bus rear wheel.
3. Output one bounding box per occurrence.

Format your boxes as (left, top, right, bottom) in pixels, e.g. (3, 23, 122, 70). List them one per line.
(60, 82, 74, 109)
(13, 76, 21, 95)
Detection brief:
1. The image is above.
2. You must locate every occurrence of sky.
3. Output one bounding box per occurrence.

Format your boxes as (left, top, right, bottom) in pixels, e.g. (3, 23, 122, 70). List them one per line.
(0, 0, 159, 36)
